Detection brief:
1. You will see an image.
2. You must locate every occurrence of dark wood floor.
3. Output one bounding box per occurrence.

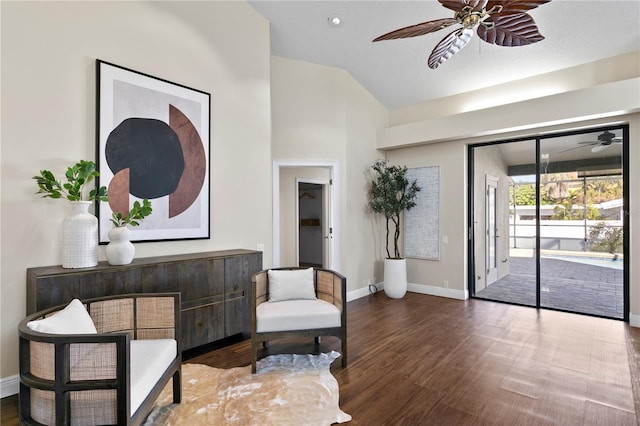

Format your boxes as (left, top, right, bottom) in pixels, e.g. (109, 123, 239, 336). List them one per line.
(3, 292, 640, 425)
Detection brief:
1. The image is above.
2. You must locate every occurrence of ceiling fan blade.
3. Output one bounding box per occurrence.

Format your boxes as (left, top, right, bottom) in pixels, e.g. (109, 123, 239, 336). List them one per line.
(592, 145, 609, 153)
(477, 13, 545, 46)
(558, 145, 590, 153)
(373, 18, 456, 42)
(428, 27, 474, 69)
(439, 0, 488, 12)
(486, 0, 551, 14)
(577, 141, 598, 145)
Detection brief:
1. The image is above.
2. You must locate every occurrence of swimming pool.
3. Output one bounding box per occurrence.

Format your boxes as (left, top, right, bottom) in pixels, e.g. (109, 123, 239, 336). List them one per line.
(542, 254, 623, 270)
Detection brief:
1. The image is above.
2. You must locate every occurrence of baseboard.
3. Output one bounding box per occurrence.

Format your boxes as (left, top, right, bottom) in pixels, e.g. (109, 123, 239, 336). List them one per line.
(349, 282, 468, 301)
(347, 283, 383, 301)
(408, 283, 469, 300)
(1, 374, 19, 398)
(630, 313, 640, 328)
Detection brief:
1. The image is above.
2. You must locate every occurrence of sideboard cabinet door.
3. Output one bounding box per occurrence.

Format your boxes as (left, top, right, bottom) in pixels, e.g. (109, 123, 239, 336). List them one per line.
(224, 252, 262, 337)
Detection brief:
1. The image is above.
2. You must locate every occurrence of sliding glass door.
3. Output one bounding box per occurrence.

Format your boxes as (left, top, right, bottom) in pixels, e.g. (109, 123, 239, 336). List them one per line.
(469, 126, 628, 320)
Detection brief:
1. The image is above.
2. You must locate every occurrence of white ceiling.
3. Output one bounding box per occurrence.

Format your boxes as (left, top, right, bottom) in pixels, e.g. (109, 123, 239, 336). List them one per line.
(248, 0, 640, 110)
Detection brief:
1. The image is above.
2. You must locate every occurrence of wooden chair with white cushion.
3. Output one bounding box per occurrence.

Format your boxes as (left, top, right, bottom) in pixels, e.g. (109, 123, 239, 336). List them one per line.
(18, 293, 181, 425)
(251, 267, 347, 373)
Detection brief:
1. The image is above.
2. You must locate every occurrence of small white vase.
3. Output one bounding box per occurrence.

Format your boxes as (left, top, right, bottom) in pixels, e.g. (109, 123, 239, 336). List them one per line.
(383, 258, 407, 298)
(62, 201, 98, 268)
(105, 226, 135, 265)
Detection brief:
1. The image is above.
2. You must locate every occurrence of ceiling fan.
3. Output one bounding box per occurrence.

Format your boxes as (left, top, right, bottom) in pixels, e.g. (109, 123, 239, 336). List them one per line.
(560, 131, 623, 153)
(580, 131, 623, 153)
(372, 0, 551, 69)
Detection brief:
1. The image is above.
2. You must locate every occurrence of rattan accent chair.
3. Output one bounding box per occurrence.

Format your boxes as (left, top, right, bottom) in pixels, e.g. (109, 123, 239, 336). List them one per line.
(251, 267, 347, 373)
(18, 293, 182, 425)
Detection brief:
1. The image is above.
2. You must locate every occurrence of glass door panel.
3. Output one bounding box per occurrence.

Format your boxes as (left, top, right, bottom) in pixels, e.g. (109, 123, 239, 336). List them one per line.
(538, 130, 624, 319)
(473, 140, 537, 307)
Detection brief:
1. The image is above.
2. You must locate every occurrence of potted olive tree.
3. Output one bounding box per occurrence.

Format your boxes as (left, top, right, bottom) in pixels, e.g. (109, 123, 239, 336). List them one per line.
(33, 160, 108, 268)
(369, 159, 421, 298)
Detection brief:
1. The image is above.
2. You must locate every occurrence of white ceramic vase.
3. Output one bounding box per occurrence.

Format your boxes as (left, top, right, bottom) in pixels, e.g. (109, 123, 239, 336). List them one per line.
(105, 226, 135, 265)
(62, 201, 98, 268)
(383, 258, 407, 298)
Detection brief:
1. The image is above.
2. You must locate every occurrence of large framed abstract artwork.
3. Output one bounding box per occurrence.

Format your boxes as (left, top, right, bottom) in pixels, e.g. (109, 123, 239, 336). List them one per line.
(96, 60, 210, 243)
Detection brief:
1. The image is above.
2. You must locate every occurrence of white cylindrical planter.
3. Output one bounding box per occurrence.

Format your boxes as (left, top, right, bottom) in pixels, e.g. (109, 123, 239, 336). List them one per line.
(383, 258, 407, 298)
(105, 226, 135, 265)
(62, 201, 98, 268)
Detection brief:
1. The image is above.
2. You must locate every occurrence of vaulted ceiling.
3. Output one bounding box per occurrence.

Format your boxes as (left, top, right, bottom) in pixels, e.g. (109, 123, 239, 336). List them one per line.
(249, 1, 640, 110)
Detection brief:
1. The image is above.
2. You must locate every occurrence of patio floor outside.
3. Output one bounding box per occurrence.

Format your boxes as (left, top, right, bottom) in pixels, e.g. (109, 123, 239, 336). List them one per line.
(475, 251, 624, 319)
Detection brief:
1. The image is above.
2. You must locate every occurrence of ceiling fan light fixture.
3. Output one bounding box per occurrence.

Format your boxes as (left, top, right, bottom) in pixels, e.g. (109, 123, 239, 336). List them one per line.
(328, 15, 343, 27)
(372, 0, 551, 69)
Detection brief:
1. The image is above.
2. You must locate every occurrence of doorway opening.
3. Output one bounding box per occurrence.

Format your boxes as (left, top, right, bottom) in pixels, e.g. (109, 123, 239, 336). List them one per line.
(468, 125, 629, 321)
(297, 180, 330, 268)
(272, 160, 339, 270)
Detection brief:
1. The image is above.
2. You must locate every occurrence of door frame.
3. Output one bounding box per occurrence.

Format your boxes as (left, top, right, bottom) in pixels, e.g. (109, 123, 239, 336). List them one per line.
(272, 160, 339, 270)
(468, 124, 629, 322)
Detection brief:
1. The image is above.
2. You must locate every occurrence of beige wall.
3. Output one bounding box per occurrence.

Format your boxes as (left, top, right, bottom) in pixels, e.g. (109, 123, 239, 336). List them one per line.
(270, 56, 388, 293)
(1, 1, 272, 381)
(386, 141, 468, 296)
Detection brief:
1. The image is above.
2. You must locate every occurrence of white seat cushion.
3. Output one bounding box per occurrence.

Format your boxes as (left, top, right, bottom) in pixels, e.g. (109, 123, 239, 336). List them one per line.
(130, 339, 176, 415)
(256, 299, 341, 333)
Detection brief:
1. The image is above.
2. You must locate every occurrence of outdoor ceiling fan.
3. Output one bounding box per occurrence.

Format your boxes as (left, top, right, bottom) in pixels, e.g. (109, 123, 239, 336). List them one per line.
(580, 131, 623, 153)
(372, 0, 551, 69)
(560, 131, 623, 154)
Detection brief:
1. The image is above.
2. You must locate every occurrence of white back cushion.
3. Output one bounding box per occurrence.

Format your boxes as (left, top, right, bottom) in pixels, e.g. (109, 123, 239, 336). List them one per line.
(268, 268, 317, 302)
(27, 299, 97, 334)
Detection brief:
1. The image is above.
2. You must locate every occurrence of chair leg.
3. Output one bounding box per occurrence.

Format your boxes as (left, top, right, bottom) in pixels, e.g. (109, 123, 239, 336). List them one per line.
(341, 338, 347, 367)
(173, 368, 182, 403)
(252, 339, 258, 374)
(314, 336, 321, 345)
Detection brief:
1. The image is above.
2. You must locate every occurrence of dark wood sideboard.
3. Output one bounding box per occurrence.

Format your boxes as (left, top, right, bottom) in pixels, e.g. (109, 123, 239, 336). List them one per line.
(26, 249, 262, 352)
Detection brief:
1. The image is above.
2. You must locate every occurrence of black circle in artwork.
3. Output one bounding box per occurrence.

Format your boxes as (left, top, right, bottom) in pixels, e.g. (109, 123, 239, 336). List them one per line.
(106, 118, 184, 199)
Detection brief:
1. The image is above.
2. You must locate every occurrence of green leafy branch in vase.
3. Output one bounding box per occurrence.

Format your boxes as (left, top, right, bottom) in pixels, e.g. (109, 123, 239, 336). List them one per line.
(110, 199, 153, 228)
(33, 160, 108, 202)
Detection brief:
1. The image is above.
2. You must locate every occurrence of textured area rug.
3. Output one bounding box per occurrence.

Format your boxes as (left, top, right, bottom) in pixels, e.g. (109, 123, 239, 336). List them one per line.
(144, 351, 351, 425)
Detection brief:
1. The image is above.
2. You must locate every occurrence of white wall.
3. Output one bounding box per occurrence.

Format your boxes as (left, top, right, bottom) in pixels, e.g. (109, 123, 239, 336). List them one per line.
(389, 52, 640, 126)
(1, 1, 272, 383)
(270, 56, 388, 294)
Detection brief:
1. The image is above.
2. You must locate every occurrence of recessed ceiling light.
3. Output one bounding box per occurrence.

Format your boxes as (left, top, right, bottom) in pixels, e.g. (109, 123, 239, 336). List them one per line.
(328, 15, 343, 27)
